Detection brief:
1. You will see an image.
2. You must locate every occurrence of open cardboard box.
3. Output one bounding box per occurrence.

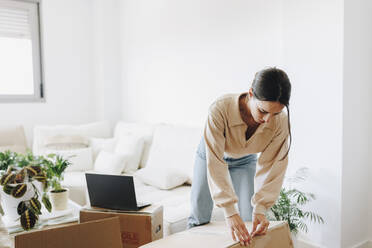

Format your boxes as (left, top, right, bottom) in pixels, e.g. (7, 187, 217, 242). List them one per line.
(140, 221, 293, 248)
(14, 217, 123, 248)
(80, 204, 163, 248)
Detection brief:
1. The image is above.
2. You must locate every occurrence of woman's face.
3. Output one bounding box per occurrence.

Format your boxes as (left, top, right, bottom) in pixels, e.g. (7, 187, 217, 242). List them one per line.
(247, 88, 285, 124)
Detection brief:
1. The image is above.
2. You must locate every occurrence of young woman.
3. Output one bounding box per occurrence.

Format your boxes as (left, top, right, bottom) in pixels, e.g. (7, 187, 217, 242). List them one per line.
(187, 67, 292, 246)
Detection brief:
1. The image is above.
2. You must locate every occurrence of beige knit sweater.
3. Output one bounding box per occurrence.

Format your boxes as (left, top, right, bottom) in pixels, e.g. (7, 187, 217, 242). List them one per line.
(204, 93, 289, 218)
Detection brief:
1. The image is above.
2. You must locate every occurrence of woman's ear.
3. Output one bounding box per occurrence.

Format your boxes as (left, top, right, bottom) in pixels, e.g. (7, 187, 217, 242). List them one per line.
(248, 88, 254, 99)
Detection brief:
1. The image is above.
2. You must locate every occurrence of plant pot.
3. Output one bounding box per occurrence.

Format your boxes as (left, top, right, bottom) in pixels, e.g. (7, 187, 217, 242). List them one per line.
(0, 181, 42, 220)
(291, 233, 298, 247)
(49, 188, 69, 211)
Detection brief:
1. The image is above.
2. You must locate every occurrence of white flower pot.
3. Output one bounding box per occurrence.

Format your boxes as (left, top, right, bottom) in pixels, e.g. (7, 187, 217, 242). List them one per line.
(291, 233, 298, 247)
(49, 189, 69, 211)
(0, 181, 42, 220)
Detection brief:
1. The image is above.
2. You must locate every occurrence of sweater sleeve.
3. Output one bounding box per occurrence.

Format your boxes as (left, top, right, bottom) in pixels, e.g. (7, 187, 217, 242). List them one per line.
(204, 103, 239, 218)
(251, 115, 289, 216)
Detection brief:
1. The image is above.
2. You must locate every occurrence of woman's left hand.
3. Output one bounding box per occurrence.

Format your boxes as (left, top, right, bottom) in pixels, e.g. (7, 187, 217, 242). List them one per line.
(251, 214, 270, 238)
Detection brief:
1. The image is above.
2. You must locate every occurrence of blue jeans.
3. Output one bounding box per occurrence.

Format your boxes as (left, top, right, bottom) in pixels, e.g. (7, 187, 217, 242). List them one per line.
(187, 137, 257, 228)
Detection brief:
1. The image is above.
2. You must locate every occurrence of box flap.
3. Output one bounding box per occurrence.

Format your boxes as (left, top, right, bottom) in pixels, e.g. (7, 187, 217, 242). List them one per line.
(15, 217, 123, 248)
(228, 222, 293, 248)
(140, 221, 293, 248)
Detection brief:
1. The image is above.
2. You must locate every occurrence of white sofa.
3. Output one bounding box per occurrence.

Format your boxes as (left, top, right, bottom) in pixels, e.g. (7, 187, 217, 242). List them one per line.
(32, 121, 225, 236)
(0, 125, 28, 154)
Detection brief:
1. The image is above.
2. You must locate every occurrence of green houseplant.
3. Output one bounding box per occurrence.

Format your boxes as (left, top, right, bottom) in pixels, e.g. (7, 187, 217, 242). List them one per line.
(43, 154, 71, 211)
(267, 188, 324, 235)
(0, 150, 52, 230)
(266, 168, 324, 236)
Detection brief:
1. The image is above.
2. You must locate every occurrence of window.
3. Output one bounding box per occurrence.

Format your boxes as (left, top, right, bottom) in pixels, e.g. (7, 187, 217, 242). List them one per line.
(0, 0, 43, 102)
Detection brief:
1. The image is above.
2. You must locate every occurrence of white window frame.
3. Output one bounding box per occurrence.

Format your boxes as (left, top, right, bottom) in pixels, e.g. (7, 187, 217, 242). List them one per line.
(0, 0, 44, 102)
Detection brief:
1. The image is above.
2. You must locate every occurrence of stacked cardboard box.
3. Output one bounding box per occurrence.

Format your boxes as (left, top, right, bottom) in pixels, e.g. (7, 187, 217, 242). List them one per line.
(80, 205, 163, 248)
(140, 221, 293, 248)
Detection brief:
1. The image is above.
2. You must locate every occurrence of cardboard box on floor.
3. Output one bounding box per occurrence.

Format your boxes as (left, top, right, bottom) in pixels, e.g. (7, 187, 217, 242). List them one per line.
(79, 204, 163, 248)
(140, 221, 293, 248)
(14, 217, 123, 248)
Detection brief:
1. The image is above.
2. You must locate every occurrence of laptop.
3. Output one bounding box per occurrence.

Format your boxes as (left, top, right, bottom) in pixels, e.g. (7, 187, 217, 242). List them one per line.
(85, 173, 151, 211)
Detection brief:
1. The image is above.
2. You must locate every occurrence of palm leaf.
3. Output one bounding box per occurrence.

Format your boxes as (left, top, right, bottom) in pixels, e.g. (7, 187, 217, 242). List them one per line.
(270, 186, 324, 234)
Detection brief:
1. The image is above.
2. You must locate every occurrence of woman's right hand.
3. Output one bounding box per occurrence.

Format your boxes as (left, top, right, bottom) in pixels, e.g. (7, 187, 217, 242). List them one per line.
(226, 214, 251, 246)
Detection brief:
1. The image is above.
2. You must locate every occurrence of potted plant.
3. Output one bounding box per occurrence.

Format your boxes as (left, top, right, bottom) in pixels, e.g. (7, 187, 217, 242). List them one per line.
(43, 154, 71, 211)
(0, 150, 52, 230)
(266, 168, 324, 246)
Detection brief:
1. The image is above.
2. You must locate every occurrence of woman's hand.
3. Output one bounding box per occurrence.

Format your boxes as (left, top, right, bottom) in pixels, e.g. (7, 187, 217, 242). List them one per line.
(226, 214, 251, 246)
(251, 214, 270, 238)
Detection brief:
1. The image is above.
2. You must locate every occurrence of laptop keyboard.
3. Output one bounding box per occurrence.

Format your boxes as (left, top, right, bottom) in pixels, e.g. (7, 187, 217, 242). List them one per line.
(137, 202, 149, 207)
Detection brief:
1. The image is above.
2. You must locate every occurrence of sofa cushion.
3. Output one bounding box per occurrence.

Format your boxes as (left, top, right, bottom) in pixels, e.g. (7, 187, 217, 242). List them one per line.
(114, 134, 145, 173)
(61, 171, 88, 206)
(62, 171, 87, 188)
(94, 151, 126, 174)
(44, 135, 89, 149)
(133, 176, 191, 224)
(33, 121, 111, 155)
(43, 147, 93, 172)
(140, 124, 202, 187)
(89, 137, 117, 160)
(114, 122, 155, 168)
(135, 167, 188, 190)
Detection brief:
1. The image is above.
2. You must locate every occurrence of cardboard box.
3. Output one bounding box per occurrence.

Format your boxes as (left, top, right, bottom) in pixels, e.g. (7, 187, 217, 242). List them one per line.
(140, 221, 293, 248)
(80, 204, 163, 248)
(14, 217, 123, 248)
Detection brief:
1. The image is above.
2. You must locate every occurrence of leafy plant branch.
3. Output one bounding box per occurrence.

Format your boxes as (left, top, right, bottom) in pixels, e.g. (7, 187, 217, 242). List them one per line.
(267, 167, 325, 235)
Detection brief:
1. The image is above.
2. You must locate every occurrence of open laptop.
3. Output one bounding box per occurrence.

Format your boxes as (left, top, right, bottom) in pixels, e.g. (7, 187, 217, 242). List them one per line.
(85, 173, 151, 211)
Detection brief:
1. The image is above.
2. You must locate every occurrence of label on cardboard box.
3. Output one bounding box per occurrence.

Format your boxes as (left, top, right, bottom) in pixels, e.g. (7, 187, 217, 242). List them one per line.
(80, 204, 163, 248)
(14, 217, 123, 248)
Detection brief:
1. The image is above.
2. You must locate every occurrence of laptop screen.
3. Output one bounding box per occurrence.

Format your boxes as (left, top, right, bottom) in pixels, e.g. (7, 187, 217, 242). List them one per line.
(85, 173, 138, 211)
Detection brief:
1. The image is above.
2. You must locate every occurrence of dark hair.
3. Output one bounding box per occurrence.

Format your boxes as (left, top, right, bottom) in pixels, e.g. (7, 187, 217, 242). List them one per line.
(251, 67, 292, 159)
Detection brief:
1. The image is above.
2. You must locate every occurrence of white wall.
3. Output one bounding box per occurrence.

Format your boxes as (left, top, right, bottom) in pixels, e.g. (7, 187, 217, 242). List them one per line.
(281, 1, 344, 247)
(120, 0, 283, 126)
(0, 0, 123, 146)
(0, 0, 98, 146)
(120, 0, 344, 247)
(342, 0, 372, 247)
(92, 0, 122, 125)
